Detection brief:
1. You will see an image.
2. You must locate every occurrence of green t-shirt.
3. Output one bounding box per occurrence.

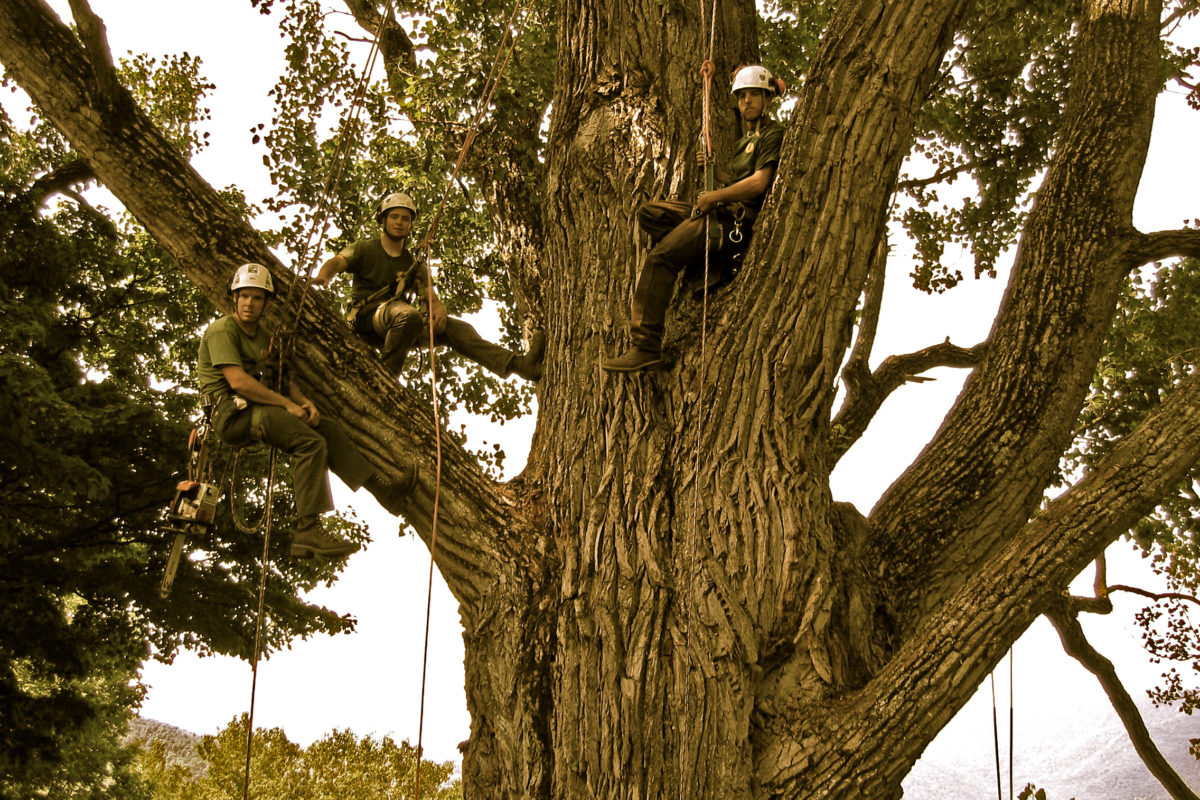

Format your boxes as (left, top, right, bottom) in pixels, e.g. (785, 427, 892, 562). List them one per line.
(196, 315, 272, 399)
(338, 238, 427, 303)
(729, 119, 785, 209)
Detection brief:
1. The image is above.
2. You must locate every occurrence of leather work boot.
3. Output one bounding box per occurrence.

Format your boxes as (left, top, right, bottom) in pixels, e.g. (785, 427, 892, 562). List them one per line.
(507, 330, 547, 381)
(601, 348, 663, 373)
(290, 515, 359, 559)
(364, 464, 420, 516)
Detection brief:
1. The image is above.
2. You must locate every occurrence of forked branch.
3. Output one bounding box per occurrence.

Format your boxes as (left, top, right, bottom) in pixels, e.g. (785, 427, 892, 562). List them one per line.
(1046, 602, 1200, 800)
(832, 338, 986, 459)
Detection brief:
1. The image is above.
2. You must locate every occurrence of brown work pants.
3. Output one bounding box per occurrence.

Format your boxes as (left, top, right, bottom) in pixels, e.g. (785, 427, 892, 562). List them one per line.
(355, 300, 516, 377)
(630, 200, 755, 353)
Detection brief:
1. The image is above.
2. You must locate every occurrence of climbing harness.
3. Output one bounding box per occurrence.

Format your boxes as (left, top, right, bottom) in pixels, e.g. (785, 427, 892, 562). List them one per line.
(729, 203, 746, 244)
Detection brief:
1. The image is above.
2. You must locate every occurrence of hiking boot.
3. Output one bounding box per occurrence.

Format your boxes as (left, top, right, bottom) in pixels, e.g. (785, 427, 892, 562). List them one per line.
(508, 330, 546, 381)
(364, 464, 419, 516)
(289, 515, 359, 559)
(601, 348, 663, 373)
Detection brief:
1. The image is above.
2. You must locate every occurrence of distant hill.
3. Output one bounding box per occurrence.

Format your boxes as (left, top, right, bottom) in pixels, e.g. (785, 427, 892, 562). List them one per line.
(125, 717, 206, 778)
(904, 699, 1200, 800)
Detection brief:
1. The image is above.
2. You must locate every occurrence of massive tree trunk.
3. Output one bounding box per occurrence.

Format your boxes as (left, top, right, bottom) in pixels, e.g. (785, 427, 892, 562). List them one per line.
(5, 0, 1200, 798)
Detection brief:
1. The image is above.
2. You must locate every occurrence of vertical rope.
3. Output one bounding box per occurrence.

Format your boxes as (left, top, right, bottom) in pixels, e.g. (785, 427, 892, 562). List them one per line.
(409, 6, 533, 799)
(1008, 647, 1014, 800)
(991, 672, 1002, 800)
(681, 1, 720, 795)
(241, 449, 278, 800)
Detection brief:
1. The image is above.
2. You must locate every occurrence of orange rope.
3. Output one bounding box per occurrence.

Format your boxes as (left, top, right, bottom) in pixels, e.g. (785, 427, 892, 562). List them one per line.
(682, 1, 719, 795)
(410, 5, 534, 799)
(280, 0, 399, 339)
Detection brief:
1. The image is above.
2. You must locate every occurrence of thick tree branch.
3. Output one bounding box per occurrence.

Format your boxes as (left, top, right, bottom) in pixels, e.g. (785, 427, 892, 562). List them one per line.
(64, 0, 122, 107)
(1046, 603, 1200, 800)
(0, 0, 532, 610)
(760, 363, 1200, 798)
(832, 338, 986, 460)
(27, 158, 95, 206)
(870, 0, 1165, 628)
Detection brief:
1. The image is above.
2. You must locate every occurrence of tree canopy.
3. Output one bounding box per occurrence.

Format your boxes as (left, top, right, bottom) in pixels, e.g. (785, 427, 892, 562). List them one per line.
(132, 715, 462, 800)
(2, 0, 1200, 798)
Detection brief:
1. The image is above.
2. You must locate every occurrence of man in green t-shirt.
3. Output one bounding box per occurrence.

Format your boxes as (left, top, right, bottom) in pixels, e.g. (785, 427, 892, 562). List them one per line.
(603, 65, 787, 373)
(198, 263, 417, 558)
(313, 192, 545, 381)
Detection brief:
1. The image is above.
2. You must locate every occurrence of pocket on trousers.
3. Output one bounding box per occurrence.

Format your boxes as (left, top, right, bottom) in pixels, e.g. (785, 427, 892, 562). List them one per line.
(213, 396, 253, 447)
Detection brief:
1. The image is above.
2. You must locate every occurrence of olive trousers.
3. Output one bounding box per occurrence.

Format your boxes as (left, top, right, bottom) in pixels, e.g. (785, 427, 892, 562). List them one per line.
(355, 300, 516, 377)
(216, 399, 374, 518)
(629, 200, 756, 353)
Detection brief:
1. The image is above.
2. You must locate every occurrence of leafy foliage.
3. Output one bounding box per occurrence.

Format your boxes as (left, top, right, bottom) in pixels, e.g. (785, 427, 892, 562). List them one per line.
(245, 0, 555, 471)
(132, 714, 462, 800)
(900, 0, 1077, 292)
(1062, 256, 1200, 732)
(0, 46, 365, 798)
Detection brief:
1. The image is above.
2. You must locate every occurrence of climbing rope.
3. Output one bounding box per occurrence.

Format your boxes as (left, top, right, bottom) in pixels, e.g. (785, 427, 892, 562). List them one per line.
(681, 0, 720, 794)
(409, 5, 534, 799)
(203, 5, 401, 796)
(989, 646, 1016, 800)
(991, 672, 1002, 800)
(1008, 647, 1015, 800)
(280, 0, 401, 341)
(242, 448, 279, 800)
(228, 449, 271, 535)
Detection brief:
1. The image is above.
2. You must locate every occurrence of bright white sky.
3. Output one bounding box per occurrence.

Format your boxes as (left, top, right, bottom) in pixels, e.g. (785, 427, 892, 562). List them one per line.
(30, 0, 1200, 791)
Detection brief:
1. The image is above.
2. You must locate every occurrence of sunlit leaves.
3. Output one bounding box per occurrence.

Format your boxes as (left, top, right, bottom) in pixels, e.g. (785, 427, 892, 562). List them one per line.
(134, 715, 462, 800)
(902, 0, 1077, 291)
(119, 52, 215, 157)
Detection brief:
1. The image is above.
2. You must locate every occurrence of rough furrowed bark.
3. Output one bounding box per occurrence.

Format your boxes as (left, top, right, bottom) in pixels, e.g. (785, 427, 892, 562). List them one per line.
(871, 0, 1165, 625)
(539, 0, 766, 794)
(756, 367, 1200, 798)
(538, 0, 971, 796)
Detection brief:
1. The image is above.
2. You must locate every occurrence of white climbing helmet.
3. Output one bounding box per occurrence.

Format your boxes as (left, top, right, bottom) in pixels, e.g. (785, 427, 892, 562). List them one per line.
(229, 262, 275, 295)
(376, 191, 419, 222)
(730, 65, 781, 96)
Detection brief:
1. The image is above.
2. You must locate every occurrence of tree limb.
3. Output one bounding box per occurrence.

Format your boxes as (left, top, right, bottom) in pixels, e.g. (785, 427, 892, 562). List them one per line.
(869, 0, 1166, 627)
(27, 158, 96, 206)
(841, 237, 888, 379)
(0, 0, 530, 610)
(832, 338, 986, 459)
(761, 363, 1200, 798)
(1108, 584, 1200, 608)
(1046, 602, 1200, 800)
(64, 0, 122, 107)
(341, 0, 416, 72)
(1120, 228, 1200, 271)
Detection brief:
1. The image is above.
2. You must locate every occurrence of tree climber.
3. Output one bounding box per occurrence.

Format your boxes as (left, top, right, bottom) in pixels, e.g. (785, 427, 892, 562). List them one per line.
(197, 263, 418, 559)
(603, 64, 786, 373)
(313, 192, 546, 381)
